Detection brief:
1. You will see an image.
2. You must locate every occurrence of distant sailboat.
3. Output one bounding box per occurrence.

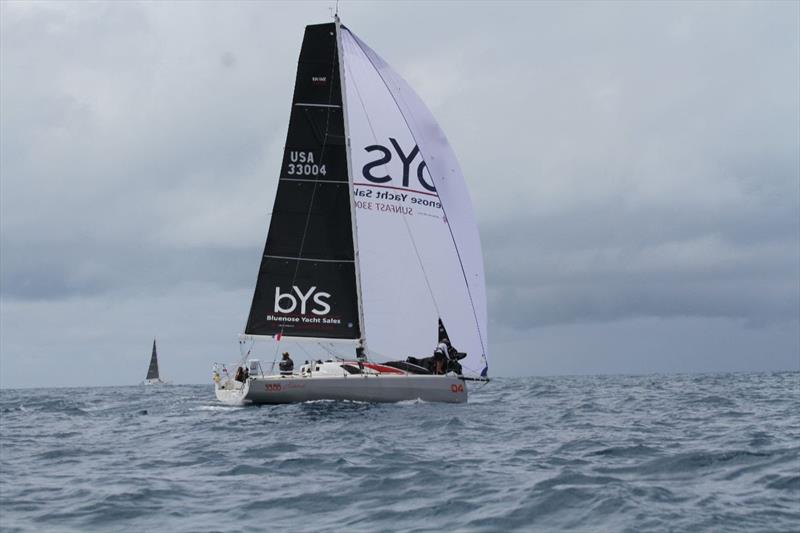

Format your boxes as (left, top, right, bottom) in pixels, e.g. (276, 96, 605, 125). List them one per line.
(143, 339, 168, 385)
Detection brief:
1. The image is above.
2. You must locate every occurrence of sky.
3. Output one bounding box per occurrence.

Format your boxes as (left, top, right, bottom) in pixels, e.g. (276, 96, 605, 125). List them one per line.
(1, 1, 798, 388)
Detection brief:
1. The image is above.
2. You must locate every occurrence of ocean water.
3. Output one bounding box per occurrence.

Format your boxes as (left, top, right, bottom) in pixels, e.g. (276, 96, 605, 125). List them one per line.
(1, 373, 798, 532)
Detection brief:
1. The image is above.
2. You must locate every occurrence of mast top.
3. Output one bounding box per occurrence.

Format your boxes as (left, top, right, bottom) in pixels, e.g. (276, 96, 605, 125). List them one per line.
(332, 0, 340, 22)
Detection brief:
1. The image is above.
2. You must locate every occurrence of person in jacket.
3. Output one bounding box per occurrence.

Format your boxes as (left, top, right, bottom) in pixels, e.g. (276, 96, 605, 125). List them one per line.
(279, 352, 294, 375)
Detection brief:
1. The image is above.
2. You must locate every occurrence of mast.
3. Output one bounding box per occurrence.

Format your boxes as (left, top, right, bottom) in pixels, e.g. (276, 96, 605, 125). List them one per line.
(335, 14, 367, 353)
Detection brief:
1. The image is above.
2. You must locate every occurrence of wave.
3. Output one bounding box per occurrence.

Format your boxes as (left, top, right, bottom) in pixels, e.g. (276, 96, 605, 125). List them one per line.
(1, 373, 798, 532)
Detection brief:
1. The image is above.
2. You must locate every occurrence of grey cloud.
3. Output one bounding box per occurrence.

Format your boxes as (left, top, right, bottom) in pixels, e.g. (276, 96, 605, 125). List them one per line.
(1, 242, 259, 301)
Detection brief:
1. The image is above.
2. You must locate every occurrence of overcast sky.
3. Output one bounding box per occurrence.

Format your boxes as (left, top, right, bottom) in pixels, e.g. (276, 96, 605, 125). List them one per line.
(1, 1, 798, 388)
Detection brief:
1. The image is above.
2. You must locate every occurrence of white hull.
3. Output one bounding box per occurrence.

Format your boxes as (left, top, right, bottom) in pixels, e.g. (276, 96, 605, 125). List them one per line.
(143, 378, 169, 385)
(215, 373, 467, 405)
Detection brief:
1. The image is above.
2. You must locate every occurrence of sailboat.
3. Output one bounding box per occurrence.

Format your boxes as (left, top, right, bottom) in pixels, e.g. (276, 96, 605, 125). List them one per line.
(143, 339, 168, 385)
(214, 15, 488, 405)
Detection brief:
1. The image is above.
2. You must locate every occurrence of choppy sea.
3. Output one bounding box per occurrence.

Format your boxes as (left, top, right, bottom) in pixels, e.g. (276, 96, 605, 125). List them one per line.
(1, 372, 798, 532)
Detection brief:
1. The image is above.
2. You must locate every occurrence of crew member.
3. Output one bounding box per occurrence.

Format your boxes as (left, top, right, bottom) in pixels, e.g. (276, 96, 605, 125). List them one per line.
(279, 352, 294, 375)
(439, 338, 451, 356)
(356, 343, 366, 370)
(441, 337, 465, 374)
(433, 341, 448, 375)
(234, 366, 245, 382)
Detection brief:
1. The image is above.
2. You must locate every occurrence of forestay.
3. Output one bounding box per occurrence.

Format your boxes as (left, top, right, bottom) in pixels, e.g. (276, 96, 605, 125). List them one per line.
(339, 27, 488, 377)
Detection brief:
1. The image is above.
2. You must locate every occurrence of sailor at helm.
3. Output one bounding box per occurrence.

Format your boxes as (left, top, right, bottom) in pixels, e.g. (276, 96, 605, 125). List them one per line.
(279, 352, 294, 375)
(355, 343, 366, 370)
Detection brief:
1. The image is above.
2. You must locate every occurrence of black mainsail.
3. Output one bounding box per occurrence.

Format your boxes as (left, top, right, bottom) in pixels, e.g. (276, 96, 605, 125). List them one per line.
(146, 339, 160, 381)
(245, 23, 360, 340)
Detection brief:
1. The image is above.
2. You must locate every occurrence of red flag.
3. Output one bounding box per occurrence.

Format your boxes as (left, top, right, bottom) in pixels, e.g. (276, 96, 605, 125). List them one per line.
(274, 332, 282, 341)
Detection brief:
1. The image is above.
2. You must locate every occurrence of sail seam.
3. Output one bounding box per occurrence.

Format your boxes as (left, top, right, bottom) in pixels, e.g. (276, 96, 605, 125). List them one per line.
(295, 103, 341, 108)
(265, 255, 355, 263)
(281, 178, 349, 184)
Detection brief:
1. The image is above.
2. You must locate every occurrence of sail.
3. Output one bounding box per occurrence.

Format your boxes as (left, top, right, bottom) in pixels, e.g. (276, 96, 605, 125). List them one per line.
(245, 23, 361, 340)
(339, 27, 489, 377)
(146, 339, 159, 380)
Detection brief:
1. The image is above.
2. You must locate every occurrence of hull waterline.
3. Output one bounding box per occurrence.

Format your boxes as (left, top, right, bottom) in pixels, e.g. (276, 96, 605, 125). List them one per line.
(215, 374, 467, 405)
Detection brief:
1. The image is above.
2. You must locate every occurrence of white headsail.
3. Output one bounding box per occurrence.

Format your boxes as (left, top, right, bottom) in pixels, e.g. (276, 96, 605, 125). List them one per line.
(340, 27, 488, 377)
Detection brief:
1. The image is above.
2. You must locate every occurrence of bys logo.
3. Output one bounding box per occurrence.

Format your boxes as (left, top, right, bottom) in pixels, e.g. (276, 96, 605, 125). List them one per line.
(274, 286, 331, 315)
(362, 138, 436, 192)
